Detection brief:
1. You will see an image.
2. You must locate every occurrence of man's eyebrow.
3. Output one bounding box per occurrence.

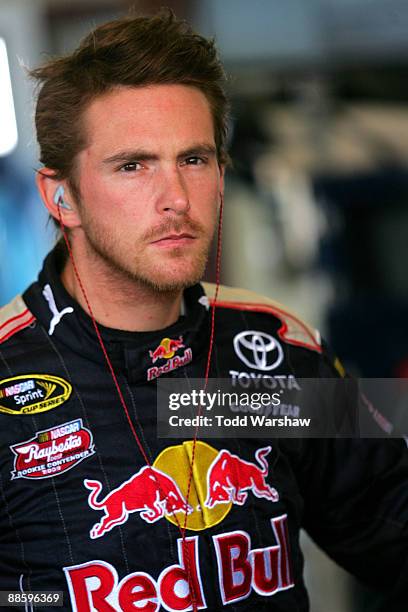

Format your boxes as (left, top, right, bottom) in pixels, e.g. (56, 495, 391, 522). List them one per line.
(102, 150, 158, 165)
(177, 144, 217, 159)
(102, 143, 217, 165)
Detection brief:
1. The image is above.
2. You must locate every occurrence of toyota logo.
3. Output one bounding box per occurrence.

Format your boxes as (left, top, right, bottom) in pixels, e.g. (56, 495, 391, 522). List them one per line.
(233, 331, 283, 371)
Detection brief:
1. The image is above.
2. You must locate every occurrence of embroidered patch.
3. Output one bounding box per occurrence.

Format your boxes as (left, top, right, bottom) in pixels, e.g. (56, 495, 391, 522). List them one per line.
(10, 418, 95, 480)
(83, 442, 279, 538)
(0, 374, 72, 415)
(147, 336, 192, 381)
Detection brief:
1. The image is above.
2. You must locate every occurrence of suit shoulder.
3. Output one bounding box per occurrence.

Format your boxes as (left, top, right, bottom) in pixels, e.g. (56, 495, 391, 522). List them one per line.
(202, 282, 322, 354)
(0, 295, 36, 345)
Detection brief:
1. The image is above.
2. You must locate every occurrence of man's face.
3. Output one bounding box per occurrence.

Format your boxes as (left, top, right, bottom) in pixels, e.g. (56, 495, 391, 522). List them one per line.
(72, 84, 223, 292)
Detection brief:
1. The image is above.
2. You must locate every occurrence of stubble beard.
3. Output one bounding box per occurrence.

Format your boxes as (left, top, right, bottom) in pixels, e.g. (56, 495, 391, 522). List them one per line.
(82, 217, 215, 294)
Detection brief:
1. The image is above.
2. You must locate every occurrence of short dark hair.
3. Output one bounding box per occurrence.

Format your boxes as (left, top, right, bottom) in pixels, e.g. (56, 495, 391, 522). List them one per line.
(31, 8, 230, 205)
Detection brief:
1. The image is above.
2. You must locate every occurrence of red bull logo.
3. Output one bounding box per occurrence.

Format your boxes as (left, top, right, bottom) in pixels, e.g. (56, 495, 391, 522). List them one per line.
(147, 336, 192, 381)
(205, 446, 279, 508)
(84, 466, 193, 538)
(64, 515, 294, 611)
(75, 444, 291, 609)
(149, 336, 185, 363)
(84, 442, 279, 538)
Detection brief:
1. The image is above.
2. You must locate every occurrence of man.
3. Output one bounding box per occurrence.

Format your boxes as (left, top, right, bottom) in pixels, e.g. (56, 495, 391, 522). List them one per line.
(0, 10, 407, 612)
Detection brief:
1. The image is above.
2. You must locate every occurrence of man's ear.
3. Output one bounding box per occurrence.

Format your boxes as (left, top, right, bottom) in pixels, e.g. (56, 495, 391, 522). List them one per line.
(218, 163, 225, 199)
(35, 168, 81, 228)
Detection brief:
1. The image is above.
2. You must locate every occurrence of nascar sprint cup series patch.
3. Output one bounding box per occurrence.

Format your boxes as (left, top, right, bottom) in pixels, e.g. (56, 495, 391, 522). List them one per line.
(0, 374, 72, 415)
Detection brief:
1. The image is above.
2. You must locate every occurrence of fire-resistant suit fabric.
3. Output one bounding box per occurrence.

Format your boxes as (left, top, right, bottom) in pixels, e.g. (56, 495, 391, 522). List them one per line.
(0, 246, 407, 611)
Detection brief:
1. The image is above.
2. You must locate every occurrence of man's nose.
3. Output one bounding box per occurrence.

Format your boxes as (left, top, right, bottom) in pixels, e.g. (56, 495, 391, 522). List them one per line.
(156, 168, 190, 215)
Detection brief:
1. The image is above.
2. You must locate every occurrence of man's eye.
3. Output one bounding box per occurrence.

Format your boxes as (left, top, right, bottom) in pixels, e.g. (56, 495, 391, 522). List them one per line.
(184, 156, 207, 166)
(119, 162, 142, 172)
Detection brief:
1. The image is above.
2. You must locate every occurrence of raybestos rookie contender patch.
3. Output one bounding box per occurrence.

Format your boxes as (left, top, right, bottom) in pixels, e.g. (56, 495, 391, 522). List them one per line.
(10, 418, 95, 480)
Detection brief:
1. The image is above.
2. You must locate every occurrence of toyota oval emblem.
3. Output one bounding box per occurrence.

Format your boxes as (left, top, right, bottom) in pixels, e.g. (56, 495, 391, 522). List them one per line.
(233, 331, 284, 371)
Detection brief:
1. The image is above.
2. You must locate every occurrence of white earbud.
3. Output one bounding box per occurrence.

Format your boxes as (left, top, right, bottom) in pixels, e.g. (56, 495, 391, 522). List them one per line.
(53, 185, 72, 210)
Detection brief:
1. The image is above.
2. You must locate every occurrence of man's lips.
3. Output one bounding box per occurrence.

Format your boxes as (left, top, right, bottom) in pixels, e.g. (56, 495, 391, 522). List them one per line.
(150, 233, 196, 247)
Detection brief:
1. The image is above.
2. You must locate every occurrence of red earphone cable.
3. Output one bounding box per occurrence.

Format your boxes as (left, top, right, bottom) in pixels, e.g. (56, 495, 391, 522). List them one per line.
(182, 195, 224, 538)
(57, 195, 224, 612)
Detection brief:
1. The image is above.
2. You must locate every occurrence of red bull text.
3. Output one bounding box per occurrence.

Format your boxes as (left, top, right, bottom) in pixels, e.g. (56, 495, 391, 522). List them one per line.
(147, 336, 192, 381)
(64, 515, 294, 611)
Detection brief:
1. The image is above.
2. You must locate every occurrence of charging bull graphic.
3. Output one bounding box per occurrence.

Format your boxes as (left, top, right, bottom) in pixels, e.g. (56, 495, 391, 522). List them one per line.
(84, 443, 279, 538)
(149, 336, 185, 363)
(205, 445, 279, 508)
(84, 466, 193, 539)
(147, 336, 192, 380)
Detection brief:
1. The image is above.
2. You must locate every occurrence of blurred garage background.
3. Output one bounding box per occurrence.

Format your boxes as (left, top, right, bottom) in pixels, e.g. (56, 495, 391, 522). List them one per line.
(1, 0, 408, 609)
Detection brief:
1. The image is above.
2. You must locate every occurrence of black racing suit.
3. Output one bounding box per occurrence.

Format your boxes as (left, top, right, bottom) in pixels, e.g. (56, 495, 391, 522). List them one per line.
(0, 247, 407, 611)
